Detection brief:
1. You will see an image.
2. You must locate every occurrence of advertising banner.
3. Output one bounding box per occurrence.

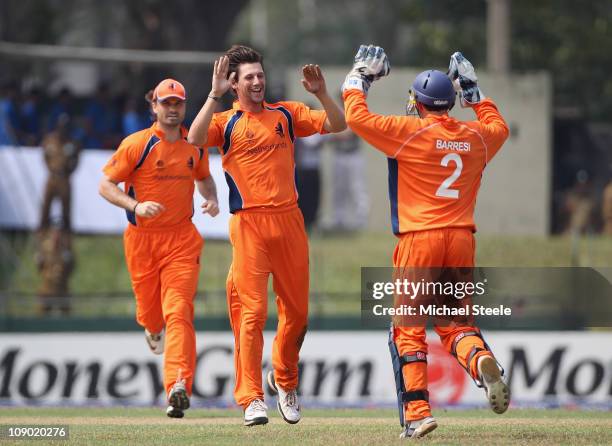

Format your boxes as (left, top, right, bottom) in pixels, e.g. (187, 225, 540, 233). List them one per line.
(0, 332, 610, 407)
(0, 147, 230, 238)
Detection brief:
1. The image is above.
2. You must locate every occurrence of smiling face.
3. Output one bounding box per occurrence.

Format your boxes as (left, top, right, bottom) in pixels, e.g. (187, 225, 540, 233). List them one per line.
(232, 62, 266, 106)
(152, 98, 186, 127)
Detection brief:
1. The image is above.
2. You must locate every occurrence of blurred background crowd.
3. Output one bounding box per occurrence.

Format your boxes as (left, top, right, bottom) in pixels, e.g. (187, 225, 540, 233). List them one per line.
(0, 81, 152, 149)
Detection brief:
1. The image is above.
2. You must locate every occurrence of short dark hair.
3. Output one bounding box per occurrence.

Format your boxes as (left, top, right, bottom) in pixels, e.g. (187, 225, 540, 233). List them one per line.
(144, 89, 156, 121)
(225, 45, 264, 80)
(421, 102, 450, 112)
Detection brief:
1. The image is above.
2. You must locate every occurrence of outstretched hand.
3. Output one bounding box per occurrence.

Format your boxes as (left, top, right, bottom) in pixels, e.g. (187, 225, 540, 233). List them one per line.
(301, 64, 327, 96)
(211, 56, 236, 97)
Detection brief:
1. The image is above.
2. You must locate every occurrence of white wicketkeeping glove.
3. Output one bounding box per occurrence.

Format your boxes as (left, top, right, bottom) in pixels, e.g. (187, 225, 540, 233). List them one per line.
(447, 51, 485, 107)
(342, 44, 391, 95)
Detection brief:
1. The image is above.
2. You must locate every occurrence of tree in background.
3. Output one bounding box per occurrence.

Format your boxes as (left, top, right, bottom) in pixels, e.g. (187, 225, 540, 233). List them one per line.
(2, 0, 610, 121)
(510, 0, 612, 121)
(241, 0, 611, 122)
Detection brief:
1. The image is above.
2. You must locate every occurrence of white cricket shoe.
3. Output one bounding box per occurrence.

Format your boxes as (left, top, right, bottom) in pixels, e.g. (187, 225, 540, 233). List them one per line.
(478, 355, 510, 414)
(399, 416, 438, 439)
(244, 399, 268, 426)
(166, 379, 190, 418)
(267, 371, 301, 424)
(144, 328, 164, 355)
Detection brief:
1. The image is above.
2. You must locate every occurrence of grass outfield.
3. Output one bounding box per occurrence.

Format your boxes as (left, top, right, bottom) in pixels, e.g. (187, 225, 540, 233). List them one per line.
(6, 232, 612, 296)
(1, 407, 611, 445)
(3, 232, 612, 317)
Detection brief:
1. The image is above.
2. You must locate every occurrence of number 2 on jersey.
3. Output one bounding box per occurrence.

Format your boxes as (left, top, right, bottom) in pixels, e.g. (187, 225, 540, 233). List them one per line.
(436, 153, 462, 199)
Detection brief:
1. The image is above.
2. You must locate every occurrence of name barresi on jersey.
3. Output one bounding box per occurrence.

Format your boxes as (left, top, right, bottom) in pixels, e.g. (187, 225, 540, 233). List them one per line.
(435, 139, 471, 152)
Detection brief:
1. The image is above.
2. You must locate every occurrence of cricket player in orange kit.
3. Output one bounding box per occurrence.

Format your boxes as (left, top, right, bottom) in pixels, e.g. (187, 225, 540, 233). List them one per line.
(343, 46, 511, 439)
(99, 79, 220, 418)
(188, 45, 346, 426)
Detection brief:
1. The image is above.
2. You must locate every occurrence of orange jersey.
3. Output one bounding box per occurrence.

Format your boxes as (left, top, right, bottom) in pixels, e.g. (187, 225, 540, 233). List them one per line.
(207, 101, 327, 212)
(103, 122, 210, 228)
(343, 90, 509, 234)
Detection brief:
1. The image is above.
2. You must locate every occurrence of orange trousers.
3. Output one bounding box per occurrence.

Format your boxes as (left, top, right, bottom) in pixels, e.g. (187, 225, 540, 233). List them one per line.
(226, 206, 309, 408)
(392, 228, 493, 421)
(124, 222, 203, 397)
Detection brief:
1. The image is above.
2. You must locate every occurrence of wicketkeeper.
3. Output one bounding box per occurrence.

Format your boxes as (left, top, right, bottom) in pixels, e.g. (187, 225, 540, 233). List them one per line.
(342, 45, 511, 439)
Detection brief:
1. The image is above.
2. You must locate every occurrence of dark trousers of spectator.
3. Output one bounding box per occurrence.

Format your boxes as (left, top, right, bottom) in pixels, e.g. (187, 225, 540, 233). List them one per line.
(297, 168, 320, 230)
(40, 177, 71, 230)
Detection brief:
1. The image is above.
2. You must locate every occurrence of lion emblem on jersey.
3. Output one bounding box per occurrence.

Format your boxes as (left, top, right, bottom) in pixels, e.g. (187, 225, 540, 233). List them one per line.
(274, 122, 285, 138)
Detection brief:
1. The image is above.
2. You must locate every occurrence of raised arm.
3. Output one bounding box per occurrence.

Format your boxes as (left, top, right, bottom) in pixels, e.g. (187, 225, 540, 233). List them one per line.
(343, 90, 419, 158)
(342, 45, 420, 159)
(472, 99, 509, 162)
(447, 51, 509, 161)
(187, 56, 235, 146)
(301, 64, 346, 133)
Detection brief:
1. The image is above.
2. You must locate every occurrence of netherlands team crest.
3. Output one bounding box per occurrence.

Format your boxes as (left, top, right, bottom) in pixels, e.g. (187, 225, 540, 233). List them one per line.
(275, 122, 284, 138)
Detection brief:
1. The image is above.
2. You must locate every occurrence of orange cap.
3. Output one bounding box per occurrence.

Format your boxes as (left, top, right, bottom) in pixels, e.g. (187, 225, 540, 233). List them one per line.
(153, 78, 186, 101)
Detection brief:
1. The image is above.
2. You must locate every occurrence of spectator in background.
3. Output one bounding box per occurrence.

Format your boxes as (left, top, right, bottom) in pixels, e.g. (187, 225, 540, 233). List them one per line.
(562, 169, 596, 235)
(329, 126, 369, 231)
(0, 81, 21, 145)
(47, 87, 75, 132)
(40, 114, 81, 231)
(122, 95, 149, 136)
(602, 180, 612, 235)
(36, 226, 74, 315)
(83, 83, 121, 149)
(21, 86, 44, 146)
(144, 89, 156, 121)
(295, 132, 325, 230)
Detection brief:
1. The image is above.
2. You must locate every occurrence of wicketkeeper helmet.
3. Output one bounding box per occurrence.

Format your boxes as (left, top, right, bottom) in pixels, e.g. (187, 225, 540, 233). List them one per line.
(406, 70, 456, 115)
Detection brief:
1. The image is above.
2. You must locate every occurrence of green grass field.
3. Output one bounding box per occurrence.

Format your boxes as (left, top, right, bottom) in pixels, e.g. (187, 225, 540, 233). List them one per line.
(1, 407, 611, 445)
(6, 232, 612, 295)
(2, 232, 612, 317)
